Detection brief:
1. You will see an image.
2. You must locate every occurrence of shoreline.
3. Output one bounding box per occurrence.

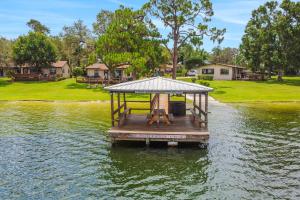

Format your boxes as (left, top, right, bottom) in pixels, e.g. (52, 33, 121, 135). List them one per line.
(0, 99, 299, 104)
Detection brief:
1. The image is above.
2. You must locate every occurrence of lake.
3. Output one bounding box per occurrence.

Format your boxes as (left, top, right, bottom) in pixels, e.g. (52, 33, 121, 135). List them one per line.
(0, 102, 299, 199)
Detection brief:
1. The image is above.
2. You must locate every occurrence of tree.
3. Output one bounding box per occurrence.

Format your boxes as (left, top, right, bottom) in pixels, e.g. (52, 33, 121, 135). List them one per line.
(210, 47, 238, 65)
(93, 10, 114, 36)
(50, 36, 67, 61)
(61, 20, 94, 68)
(13, 32, 57, 69)
(87, 52, 97, 66)
(178, 43, 208, 70)
(27, 19, 50, 34)
(143, 0, 225, 79)
(96, 7, 162, 79)
(0, 37, 13, 67)
(276, 0, 300, 79)
(240, 0, 300, 81)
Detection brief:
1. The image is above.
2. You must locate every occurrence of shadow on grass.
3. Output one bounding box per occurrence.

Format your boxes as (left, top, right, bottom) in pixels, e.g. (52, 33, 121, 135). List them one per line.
(65, 83, 107, 93)
(213, 90, 226, 95)
(0, 79, 12, 87)
(255, 78, 300, 87)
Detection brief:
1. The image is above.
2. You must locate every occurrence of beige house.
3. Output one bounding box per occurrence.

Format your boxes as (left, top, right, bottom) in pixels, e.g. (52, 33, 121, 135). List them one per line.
(19, 61, 70, 78)
(197, 64, 246, 80)
(43, 61, 70, 78)
(86, 63, 131, 81)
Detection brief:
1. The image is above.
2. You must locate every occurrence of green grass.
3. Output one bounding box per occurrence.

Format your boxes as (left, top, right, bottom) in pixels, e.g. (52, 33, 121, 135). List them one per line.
(179, 76, 300, 103)
(0, 78, 111, 101)
(1, 76, 300, 103)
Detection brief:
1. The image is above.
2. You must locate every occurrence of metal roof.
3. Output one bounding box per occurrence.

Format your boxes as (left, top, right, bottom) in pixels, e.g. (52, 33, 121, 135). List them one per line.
(105, 77, 213, 93)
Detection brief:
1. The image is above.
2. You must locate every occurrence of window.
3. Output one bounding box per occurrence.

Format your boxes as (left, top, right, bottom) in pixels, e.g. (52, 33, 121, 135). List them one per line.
(50, 68, 56, 75)
(220, 68, 229, 75)
(94, 70, 100, 77)
(202, 69, 214, 74)
(114, 70, 122, 78)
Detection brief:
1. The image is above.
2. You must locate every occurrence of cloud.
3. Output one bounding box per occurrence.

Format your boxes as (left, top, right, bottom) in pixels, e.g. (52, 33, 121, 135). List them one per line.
(224, 33, 243, 42)
(213, 0, 269, 25)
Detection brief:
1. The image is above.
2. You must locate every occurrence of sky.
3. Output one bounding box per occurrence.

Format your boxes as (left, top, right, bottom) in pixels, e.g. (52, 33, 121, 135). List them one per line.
(0, 0, 273, 51)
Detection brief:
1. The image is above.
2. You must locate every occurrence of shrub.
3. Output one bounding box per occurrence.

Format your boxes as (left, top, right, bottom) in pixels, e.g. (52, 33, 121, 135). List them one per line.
(72, 67, 84, 77)
(198, 81, 210, 87)
(197, 75, 213, 81)
(191, 77, 197, 83)
(6, 70, 15, 78)
(181, 68, 188, 77)
(56, 77, 66, 81)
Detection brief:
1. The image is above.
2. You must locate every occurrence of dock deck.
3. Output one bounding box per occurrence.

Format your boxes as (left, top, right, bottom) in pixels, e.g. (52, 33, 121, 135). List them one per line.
(108, 114, 209, 144)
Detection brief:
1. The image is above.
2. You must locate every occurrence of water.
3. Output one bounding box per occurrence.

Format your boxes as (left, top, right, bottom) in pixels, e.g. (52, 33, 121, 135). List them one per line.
(0, 102, 299, 199)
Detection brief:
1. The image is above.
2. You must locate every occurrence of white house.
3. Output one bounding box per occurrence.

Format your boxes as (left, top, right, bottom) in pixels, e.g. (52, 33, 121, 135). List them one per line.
(86, 63, 131, 81)
(197, 64, 246, 80)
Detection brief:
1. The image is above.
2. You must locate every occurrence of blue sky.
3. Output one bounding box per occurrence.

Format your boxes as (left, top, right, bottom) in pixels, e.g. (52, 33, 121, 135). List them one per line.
(0, 0, 271, 51)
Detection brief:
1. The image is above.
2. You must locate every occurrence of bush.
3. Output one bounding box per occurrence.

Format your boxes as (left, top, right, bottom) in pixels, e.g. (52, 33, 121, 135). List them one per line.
(191, 77, 197, 83)
(56, 77, 66, 81)
(197, 75, 213, 81)
(181, 68, 187, 77)
(164, 73, 172, 78)
(198, 81, 210, 87)
(72, 67, 84, 77)
(6, 70, 15, 78)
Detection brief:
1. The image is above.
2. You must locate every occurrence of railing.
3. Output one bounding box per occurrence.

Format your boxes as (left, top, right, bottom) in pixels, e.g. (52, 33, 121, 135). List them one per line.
(76, 76, 129, 84)
(13, 73, 60, 81)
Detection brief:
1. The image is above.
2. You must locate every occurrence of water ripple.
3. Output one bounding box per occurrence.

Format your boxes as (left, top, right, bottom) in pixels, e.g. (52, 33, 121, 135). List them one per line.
(0, 102, 299, 199)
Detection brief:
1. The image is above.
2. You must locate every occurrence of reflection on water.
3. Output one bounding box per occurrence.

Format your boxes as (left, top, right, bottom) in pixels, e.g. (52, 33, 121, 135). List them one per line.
(0, 102, 299, 199)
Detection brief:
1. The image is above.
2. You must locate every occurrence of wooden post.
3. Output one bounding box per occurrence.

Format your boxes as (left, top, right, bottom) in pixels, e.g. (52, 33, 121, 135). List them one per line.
(110, 93, 115, 127)
(193, 93, 196, 112)
(123, 93, 127, 110)
(199, 93, 202, 114)
(157, 93, 160, 110)
(117, 93, 121, 126)
(168, 94, 170, 114)
(199, 93, 202, 123)
(150, 93, 152, 111)
(205, 92, 208, 129)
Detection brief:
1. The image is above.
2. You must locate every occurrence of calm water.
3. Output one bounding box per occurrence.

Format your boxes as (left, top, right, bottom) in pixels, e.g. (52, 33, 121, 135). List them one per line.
(0, 102, 299, 199)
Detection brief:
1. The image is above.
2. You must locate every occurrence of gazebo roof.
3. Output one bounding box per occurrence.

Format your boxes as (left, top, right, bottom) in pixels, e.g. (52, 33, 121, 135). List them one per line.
(105, 76, 213, 93)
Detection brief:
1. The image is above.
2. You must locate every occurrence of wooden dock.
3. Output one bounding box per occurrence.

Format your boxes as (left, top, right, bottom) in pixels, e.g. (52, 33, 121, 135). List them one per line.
(104, 77, 213, 147)
(108, 114, 209, 145)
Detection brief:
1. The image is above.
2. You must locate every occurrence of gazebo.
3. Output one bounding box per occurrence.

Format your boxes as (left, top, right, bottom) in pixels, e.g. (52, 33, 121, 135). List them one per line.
(105, 76, 213, 146)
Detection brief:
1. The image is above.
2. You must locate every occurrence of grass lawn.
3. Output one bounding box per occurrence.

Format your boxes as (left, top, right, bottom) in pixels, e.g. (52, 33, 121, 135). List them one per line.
(0, 78, 112, 101)
(1, 76, 299, 103)
(179, 76, 300, 103)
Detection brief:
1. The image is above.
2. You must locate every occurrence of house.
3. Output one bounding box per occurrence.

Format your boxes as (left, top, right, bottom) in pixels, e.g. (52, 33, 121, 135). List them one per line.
(0, 66, 12, 77)
(0, 63, 19, 77)
(197, 64, 246, 80)
(85, 63, 131, 82)
(159, 64, 183, 75)
(44, 61, 70, 78)
(19, 61, 70, 78)
(13, 61, 70, 81)
(160, 64, 173, 74)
